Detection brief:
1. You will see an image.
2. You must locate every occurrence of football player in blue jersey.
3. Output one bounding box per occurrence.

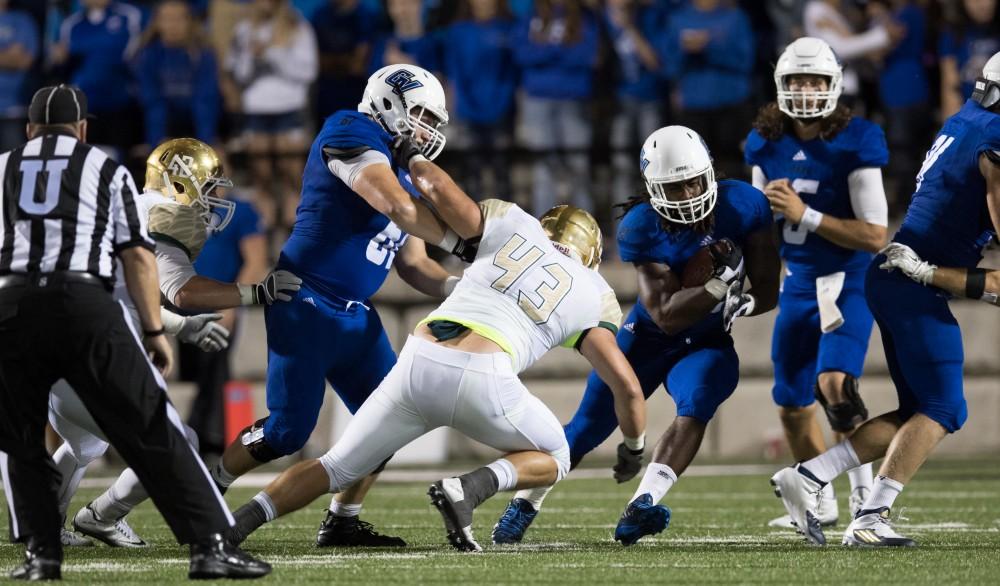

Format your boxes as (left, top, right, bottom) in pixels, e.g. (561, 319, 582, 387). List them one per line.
(210, 64, 466, 547)
(492, 126, 780, 546)
(744, 37, 890, 529)
(771, 51, 1000, 547)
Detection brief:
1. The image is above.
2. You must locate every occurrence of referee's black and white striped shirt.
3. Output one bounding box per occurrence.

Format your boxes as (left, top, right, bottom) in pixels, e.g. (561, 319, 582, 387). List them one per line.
(0, 131, 154, 280)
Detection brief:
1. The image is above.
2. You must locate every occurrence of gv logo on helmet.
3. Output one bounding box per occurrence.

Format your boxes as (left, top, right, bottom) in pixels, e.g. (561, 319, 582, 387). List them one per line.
(385, 70, 424, 97)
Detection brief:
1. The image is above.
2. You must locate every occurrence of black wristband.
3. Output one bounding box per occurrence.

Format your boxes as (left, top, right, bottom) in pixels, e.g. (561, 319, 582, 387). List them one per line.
(143, 327, 166, 337)
(965, 268, 987, 299)
(628, 447, 644, 456)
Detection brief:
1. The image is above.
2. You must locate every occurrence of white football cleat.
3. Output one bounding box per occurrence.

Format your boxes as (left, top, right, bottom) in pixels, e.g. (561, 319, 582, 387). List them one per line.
(60, 527, 93, 547)
(73, 505, 148, 548)
(848, 487, 870, 521)
(768, 479, 838, 529)
(770, 465, 826, 545)
(842, 507, 916, 547)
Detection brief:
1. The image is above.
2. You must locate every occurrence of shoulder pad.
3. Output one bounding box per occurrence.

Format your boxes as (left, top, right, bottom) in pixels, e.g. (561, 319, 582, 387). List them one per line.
(147, 203, 208, 260)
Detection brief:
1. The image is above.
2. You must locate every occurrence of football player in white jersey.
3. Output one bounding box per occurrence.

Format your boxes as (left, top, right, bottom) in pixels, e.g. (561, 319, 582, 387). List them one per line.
(50, 139, 302, 547)
(224, 138, 647, 552)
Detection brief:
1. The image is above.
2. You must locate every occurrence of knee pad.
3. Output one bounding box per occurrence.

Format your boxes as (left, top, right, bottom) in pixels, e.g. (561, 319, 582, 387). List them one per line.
(240, 418, 281, 463)
(814, 375, 868, 433)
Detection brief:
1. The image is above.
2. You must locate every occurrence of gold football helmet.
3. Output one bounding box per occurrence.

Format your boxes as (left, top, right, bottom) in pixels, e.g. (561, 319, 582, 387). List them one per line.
(145, 138, 235, 231)
(539, 205, 603, 269)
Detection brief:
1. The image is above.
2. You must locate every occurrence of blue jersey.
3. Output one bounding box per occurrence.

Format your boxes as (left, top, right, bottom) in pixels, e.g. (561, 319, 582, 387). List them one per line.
(279, 111, 421, 301)
(894, 100, 1000, 268)
(745, 117, 889, 277)
(617, 180, 772, 337)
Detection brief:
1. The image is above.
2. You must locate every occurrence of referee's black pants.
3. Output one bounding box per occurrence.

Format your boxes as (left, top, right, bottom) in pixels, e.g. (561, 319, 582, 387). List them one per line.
(0, 277, 232, 554)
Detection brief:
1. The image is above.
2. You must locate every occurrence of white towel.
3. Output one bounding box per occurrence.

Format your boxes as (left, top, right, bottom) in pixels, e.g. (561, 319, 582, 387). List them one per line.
(816, 272, 846, 333)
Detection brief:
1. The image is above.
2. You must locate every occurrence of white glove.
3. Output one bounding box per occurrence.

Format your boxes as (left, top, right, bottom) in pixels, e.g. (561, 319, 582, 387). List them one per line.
(177, 313, 230, 352)
(722, 281, 756, 333)
(879, 243, 936, 285)
(239, 270, 303, 305)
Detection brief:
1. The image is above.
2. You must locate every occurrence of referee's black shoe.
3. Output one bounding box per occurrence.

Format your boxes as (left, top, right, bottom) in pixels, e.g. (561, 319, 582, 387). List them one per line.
(9, 537, 61, 581)
(189, 533, 271, 580)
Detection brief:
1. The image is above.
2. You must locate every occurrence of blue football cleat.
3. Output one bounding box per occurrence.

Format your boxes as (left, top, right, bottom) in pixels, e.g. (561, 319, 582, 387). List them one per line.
(492, 498, 538, 544)
(614, 494, 671, 546)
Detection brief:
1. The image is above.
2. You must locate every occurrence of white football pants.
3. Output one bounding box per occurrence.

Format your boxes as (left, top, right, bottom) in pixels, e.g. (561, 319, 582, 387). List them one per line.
(48, 380, 199, 519)
(319, 336, 571, 492)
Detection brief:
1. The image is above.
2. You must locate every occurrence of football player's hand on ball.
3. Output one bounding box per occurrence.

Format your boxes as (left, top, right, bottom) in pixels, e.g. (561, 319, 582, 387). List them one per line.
(879, 243, 936, 285)
(708, 238, 745, 285)
(722, 281, 756, 332)
(178, 313, 230, 352)
(390, 136, 423, 169)
(613, 442, 644, 483)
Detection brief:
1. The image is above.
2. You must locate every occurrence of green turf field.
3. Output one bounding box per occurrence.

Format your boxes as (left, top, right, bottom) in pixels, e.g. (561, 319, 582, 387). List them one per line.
(2, 459, 998, 583)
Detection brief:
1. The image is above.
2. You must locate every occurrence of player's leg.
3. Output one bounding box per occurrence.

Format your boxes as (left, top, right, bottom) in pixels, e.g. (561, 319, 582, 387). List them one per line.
(319, 306, 405, 546)
(47, 381, 107, 546)
(424, 345, 571, 552)
(771, 283, 826, 461)
(79, 424, 201, 548)
(226, 341, 430, 546)
(213, 296, 329, 490)
(616, 341, 739, 546)
(814, 274, 877, 518)
(496, 313, 670, 543)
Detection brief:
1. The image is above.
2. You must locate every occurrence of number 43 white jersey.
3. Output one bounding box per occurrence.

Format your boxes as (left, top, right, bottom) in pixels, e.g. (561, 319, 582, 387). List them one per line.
(422, 200, 622, 373)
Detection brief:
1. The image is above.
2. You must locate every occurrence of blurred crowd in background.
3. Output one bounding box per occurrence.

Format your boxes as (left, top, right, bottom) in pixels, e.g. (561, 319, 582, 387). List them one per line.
(2, 0, 999, 245)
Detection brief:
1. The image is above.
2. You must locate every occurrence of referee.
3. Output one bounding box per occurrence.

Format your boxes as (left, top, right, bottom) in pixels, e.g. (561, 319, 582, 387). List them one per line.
(0, 86, 270, 580)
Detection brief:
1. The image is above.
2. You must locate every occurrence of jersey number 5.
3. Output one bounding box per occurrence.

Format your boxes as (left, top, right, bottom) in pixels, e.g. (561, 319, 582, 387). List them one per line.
(782, 178, 819, 245)
(18, 159, 69, 215)
(492, 234, 572, 324)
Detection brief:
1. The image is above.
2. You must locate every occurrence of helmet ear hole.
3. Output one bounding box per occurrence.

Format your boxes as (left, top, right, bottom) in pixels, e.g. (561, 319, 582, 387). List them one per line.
(382, 97, 392, 111)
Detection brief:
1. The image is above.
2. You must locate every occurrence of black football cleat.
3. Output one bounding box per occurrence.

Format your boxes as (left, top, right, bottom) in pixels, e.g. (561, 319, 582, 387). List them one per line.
(9, 555, 61, 581)
(188, 533, 271, 580)
(315, 511, 406, 547)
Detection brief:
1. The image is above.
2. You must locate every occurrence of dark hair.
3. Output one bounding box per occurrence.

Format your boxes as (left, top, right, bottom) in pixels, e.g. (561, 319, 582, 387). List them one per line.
(752, 102, 852, 142)
(454, 0, 512, 22)
(532, 0, 584, 45)
(614, 191, 716, 236)
(945, 0, 1000, 43)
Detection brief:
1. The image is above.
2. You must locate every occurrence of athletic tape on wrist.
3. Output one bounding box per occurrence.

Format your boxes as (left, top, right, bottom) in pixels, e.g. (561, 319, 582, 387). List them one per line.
(704, 278, 728, 300)
(800, 207, 824, 232)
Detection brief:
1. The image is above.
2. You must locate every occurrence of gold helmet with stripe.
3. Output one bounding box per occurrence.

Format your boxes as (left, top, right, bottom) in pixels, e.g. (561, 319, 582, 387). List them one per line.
(145, 138, 235, 231)
(539, 205, 603, 269)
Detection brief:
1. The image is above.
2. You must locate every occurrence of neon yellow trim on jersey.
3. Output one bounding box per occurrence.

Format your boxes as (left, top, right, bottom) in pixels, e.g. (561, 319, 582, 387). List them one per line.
(416, 315, 515, 357)
(561, 332, 582, 349)
(560, 321, 619, 350)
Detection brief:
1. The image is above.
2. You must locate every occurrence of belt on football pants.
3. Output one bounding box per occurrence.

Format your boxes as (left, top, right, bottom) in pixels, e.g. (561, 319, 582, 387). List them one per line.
(0, 271, 112, 292)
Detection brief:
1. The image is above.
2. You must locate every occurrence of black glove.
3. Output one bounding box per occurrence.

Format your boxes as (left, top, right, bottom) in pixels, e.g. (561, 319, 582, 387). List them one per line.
(390, 136, 422, 170)
(613, 442, 644, 483)
(708, 238, 745, 285)
(451, 236, 481, 263)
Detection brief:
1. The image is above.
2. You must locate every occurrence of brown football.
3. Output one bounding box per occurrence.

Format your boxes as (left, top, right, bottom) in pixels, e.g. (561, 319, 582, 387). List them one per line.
(680, 241, 732, 288)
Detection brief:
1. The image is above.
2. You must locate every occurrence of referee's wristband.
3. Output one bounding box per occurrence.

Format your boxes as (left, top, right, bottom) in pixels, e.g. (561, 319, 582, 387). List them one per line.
(143, 327, 166, 337)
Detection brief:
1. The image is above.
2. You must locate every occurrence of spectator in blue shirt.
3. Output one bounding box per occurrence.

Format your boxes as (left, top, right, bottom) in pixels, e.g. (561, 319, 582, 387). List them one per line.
(514, 0, 600, 214)
(604, 0, 667, 204)
(873, 0, 930, 213)
(369, 0, 438, 73)
(311, 0, 379, 120)
(939, 0, 1000, 118)
(443, 0, 518, 200)
(181, 193, 268, 456)
(53, 0, 143, 159)
(0, 0, 38, 152)
(134, 0, 221, 149)
(662, 0, 754, 178)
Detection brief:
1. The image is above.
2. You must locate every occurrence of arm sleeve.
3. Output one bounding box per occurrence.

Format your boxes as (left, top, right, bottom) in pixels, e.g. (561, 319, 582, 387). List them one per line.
(326, 150, 392, 189)
(847, 167, 889, 227)
(111, 166, 155, 252)
(156, 242, 198, 302)
(752, 166, 768, 191)
(804, 3, 890, 60)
